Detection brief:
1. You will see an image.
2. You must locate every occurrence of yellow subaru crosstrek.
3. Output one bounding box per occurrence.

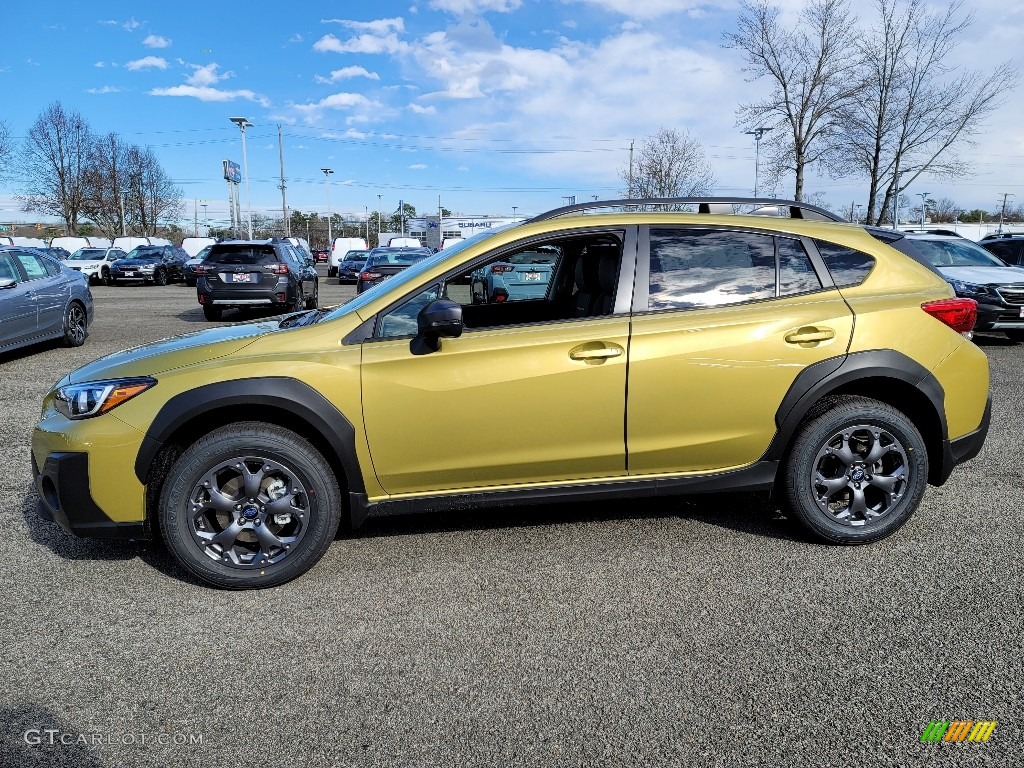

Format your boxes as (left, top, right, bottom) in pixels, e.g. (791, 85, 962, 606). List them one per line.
(33, 199, 991, 589)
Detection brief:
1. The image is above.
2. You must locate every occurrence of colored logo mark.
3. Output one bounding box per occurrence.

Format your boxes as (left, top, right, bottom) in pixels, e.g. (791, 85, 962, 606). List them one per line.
(920, 721, 997, 743)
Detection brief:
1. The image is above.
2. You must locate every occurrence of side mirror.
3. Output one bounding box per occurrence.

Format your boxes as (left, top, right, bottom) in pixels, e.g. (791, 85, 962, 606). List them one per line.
(0, 278, 16, 289)
(411, 299, 463, 355)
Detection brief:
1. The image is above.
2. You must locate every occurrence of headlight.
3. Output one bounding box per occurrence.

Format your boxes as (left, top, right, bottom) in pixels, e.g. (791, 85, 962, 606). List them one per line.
(950, 280, 991, 298)
(54, 377, 156, 419)
(140, 264, 156, 272)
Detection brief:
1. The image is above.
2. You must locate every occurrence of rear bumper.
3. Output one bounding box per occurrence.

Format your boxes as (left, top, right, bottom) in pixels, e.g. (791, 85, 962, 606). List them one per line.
(935, 395, 991, 485)
(33, 451, 149, 539)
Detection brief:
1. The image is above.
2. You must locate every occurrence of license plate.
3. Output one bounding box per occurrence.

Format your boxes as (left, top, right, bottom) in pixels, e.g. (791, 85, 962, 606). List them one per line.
(232, 273, 251, 283)
(1019, 307, 1024, 318)
(124, 271, 135, 276)
(523, 272, 541, 281)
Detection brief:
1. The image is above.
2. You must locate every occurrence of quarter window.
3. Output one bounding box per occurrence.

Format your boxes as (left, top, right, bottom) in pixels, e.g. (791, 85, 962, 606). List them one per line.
(648, 229, 775, 310)
(0, 254, 17, 281)
(813, 240, 875, 287)
(12, 251, 49, 280)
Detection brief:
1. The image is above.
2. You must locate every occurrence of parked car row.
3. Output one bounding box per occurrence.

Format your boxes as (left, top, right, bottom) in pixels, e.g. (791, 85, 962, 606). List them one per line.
(61, 245, 191, 286)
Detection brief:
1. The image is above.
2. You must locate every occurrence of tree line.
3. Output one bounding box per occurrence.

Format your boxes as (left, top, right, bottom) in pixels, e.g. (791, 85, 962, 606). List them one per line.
(3, 102, 182, 237)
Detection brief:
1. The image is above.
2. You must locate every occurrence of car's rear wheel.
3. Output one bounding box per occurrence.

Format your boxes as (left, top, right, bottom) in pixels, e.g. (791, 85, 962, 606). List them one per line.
(305, 281, 318, 309)
(782, 396, 927, 544)
(327, 267, 337, 278)
(62, 302, 87, 347)
(202, 305, 222, 321)
(1004, 329, 1024, 343)
(159, 422, 343, 589)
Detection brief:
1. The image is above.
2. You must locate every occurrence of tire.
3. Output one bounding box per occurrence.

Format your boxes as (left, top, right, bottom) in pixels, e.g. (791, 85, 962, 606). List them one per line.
(185, 278, 196, 288)
(62, 302, 88, 347)
(154, 269, 168, 286)
(158, 422, 343, 589)
(203, 305, 222, 321)
(327, 267, 337, 278)
(305, 281, 318, 309)
(781, 395, 928, 544)
(100, 267, 111, 286)
(1004, 329, 1024, 343)
(286, 286, 304, 314)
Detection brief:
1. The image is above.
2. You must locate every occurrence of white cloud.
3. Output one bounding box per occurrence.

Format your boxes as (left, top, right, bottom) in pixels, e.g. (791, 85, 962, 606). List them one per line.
(86, 85, 123, 94)
(408, 163, 428, 169)
(314, 66, 380, 84)
(289, 33, 304, 43)
(149, 85, 270, 107)
(143, 34, 171, 48)
(313, 31, 408, 55)
(125, 56, 168, 71)
(186, 63, 233, 87)
(429, 0, 522, 12)
(409, 103, 436, 114)
(122, 17, 142, 31)
(293, 92, 376, 124)
(321, 17, 404, 34)
(94, 61, 105, 68)
(565, 0, 700, 19)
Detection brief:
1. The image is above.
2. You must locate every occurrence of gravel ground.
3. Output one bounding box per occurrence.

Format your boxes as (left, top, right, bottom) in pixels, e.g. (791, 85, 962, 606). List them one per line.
(1, 270, 1020, 767)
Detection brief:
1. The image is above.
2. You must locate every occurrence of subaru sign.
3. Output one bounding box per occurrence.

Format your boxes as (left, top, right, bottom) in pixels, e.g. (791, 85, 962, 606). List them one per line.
(223, 160, 241, 184)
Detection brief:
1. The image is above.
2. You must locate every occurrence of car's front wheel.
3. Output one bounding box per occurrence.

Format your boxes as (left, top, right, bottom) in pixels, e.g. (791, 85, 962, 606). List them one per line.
(159, 422, 343, 589)
(782, 396, 927, 544)
(154, 268, 168, 286)
(327, 267, 337, 278)
(100, 267, 111, 286)
(62, 301, 87, 347)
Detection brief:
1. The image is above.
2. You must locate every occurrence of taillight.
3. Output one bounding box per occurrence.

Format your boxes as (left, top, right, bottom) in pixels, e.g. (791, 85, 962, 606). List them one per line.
(921, 298, 977, 335)
(272, 263, 289, 275)
(194, 265, 208, 275)
(361, 271, 381, 281)
(491, 264, 515, 273)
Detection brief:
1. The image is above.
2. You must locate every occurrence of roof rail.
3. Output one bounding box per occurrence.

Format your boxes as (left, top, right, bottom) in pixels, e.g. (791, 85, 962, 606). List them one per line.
(528, 197, 844, 223)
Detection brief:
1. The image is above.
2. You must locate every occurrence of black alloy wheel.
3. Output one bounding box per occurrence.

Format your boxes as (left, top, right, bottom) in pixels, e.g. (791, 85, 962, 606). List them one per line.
(62, 302, 87, 347)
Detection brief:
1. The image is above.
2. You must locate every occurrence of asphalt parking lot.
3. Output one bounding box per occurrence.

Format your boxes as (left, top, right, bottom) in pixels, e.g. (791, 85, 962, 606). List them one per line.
(1, 268, 1020, 767)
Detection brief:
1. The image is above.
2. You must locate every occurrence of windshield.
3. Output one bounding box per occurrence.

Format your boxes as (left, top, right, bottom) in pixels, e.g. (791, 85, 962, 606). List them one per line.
(368, 251, 432, 266)
(320, 224, 519, 322)
(125, 247, 162, 261)
(911, 239, 1007, 268)
(68, 248, 105, 261)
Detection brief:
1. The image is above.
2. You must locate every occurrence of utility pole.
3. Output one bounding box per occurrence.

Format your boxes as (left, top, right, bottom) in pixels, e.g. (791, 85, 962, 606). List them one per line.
(376, 193, 383, 243)
(745, 127, 773, 197)
(194, 198, 199, 236)
(850, 200, 856, 223)
(120, 191, 127, 237)
(322, 168, 333, 248)
(277, 125, 289, 237)
(399, 198, 405, 235)
(998, 192, 1014, 234)
(917, 192, 930, 229)
(512, 206, 517, 219)
(200, 204, 209, 235)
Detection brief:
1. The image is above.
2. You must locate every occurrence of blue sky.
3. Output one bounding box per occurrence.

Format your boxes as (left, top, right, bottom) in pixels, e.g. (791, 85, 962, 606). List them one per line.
(1, 0, 1021, 229)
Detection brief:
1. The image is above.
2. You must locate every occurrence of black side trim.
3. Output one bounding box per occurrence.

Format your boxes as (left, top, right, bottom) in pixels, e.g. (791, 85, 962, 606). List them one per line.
(134, 378, 364, 494)
(34, 452, 149, 539)
(350, 461, 778, 519)
(764, 348, 948, 470)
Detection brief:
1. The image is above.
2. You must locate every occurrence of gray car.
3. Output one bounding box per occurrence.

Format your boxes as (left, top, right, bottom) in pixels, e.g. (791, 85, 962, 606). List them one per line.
(0, 247, 94, 354)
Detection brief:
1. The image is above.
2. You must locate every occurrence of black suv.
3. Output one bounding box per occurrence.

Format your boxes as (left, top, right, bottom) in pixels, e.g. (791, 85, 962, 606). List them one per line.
(979, 232, 1024, 266)
(195, 239, 318, 321)
(110, 245, 190, 285)
(355, 247, 434, 293)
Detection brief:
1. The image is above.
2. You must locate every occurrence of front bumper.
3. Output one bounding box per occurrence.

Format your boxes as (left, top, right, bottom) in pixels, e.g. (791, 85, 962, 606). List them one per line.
(33, 451, 149, 539)
(975, 300, 1024, 331)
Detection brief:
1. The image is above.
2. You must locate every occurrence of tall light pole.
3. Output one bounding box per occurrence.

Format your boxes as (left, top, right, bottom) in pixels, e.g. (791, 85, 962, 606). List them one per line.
(321, 168, 333, 248)
(745, 127, 773, 197)
(200, 203, 208, 235)
(376, 193, 382, 241)
(512, 206, 517, 219)
(917, 192, 930, 229)
(998, 192, 1014, 234)
(229, 117, 254, 238)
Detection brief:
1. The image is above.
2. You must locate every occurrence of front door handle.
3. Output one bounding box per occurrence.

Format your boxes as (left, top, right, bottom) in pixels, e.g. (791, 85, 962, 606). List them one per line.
(785, 327, 835, 346)
(569, 343, 624, 362)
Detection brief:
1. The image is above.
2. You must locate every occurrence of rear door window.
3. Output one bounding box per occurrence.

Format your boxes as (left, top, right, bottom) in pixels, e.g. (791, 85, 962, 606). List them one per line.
(12, 251, 49, 280)
(207, 246, 278, 265)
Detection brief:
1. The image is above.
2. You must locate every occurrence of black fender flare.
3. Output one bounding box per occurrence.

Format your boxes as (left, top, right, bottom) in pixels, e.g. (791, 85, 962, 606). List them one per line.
(133, 377, 365, 495)
(762, 349, 947, 465)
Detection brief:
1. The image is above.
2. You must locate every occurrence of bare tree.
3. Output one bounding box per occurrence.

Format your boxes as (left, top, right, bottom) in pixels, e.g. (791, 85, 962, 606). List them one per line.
(81, 132, 130, 238)
(841, 0, 1017, 224)
(0, 120, 11, 181)
(620, 128, 716, 201)
(18, 102, 94, 234)
(123, 146, 183, 235)
(725, 0, 862, 201)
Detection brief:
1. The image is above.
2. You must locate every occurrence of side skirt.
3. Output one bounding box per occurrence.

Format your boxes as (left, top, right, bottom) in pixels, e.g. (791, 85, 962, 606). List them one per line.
(349, 460, 778, 527)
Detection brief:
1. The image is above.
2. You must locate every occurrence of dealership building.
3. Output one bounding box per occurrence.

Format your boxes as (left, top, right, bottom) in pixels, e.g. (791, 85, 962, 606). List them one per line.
(406, 215, 521, 250)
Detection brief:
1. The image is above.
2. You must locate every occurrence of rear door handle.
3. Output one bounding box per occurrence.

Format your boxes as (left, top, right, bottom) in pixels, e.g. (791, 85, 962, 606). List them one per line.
(785, 327, 835, 345)
(569, 344, 624, 361)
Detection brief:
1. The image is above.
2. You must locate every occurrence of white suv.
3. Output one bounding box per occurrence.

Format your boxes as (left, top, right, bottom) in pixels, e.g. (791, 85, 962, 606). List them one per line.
(62, 247, 127, 285)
